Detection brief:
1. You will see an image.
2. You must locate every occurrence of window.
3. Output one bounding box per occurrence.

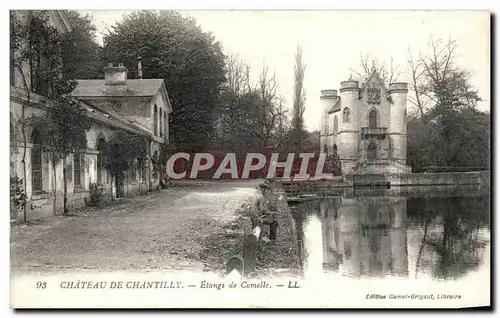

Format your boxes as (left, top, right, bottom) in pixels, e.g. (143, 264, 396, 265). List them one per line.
(153, 105, 158, 136)
(369, 109, 378, 128)
(74, 152, 82, 187)
(404, 109, 407, 124)
(333, 116, 338, 135)
(343, 108, 350, 123)
(159, 109, 163, 138)
(29, 16, 50, 96)
(31, 128, 43, 193)
(367, 142, 377, 161)
(164, 112, 167, 138)
(367, 84, 381, 104)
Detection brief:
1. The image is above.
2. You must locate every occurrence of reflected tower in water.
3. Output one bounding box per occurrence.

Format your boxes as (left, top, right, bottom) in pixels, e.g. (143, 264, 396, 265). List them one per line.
(295, 190, 489, 281)
(317, 193, 409, 278)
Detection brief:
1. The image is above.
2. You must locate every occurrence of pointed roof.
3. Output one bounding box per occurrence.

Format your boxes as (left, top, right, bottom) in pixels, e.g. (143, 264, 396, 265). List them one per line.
(358, 70, 390, 100)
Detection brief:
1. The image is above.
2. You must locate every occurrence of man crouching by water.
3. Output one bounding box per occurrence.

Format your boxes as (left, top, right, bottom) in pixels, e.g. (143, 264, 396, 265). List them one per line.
(250, 180, 279, 240)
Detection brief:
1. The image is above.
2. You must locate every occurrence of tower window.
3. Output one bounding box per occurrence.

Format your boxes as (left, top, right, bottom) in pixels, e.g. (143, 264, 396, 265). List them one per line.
(333, 116, 338, 135)
(343, 108, 350, 123)
(369, 109, 378, 128)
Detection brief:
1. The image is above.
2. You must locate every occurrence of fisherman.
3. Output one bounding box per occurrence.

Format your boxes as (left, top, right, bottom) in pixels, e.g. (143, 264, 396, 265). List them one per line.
(255, 180, 279, 240)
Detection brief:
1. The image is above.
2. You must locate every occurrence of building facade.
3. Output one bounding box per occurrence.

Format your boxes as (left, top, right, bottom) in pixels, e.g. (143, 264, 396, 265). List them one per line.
(320, 70, 411, 175)
(10, 10, 172, 221)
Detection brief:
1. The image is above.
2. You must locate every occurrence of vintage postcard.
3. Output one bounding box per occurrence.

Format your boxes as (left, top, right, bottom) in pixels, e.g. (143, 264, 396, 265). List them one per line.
(9, 9, 491, 309)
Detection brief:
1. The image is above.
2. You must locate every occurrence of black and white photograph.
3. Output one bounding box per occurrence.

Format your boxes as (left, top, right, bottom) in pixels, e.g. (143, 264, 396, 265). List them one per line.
(8, 8, 491, 309)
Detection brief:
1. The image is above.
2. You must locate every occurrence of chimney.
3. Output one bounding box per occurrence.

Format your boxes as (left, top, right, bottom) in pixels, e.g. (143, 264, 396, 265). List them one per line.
(137, 57, 143, 79)
(104, 63, 128, 94)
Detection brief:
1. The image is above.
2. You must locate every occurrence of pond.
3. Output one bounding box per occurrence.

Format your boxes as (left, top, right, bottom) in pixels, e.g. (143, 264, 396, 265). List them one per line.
(289, 187, 490, 282)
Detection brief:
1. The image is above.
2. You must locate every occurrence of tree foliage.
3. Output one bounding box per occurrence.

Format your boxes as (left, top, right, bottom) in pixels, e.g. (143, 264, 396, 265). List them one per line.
(104, 130, 148, 176)
(407, 38, 488, 170)
(61, 10, 103, 79)
(101, 10, 226, 151)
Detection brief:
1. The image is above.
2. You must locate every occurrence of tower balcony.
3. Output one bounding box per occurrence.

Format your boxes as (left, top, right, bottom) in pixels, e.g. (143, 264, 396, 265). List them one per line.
(361, 127, 388, 140)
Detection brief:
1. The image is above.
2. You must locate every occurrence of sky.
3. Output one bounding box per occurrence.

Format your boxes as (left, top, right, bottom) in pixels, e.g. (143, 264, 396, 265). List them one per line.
(80, 10, 490, 131)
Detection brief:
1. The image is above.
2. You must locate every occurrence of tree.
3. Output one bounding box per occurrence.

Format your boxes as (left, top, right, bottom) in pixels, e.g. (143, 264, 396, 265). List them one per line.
(407, 48, 428, 119)
(101, 10, 226, 151)
(11, 10, 91, 217)
(405, 37, 487, 168)
(104, 130, 148, 178)
(61, 10, 103, 79)
(213, 54, 260, 151)
(417, 38, 483, 166)
(351, 53, 403, 86)
(290, 44, 307, 152)
(213, 56, 290, 152)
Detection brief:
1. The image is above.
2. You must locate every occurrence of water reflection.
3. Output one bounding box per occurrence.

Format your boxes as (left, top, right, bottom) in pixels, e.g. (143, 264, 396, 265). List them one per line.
(290, 189, 490, 281)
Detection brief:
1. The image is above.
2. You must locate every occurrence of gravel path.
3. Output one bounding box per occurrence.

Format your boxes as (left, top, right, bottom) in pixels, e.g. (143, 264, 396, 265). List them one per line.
(10, 180, 261, 274)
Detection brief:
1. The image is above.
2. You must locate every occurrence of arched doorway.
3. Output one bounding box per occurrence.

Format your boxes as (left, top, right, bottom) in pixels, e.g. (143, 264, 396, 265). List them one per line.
(369, 109, 378, 128)
(367, 142, 377, 161)
(323, 144, 328, 154)
(96, 137, 106, 185)
(332, 144, 338, 156)
(73, 133, 87, 188)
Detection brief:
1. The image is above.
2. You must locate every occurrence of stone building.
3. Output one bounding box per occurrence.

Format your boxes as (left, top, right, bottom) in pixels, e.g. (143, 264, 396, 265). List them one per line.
(10, 10, 172, 221)
(320, 70, 411, 175)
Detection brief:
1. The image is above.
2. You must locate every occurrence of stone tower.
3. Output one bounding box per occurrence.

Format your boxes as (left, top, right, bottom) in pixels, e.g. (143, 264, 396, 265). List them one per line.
(388, 83, 409, 166)
(338, 79, 360, 174)
(319, 70, 411, 175)
(320, 89, 339, 154)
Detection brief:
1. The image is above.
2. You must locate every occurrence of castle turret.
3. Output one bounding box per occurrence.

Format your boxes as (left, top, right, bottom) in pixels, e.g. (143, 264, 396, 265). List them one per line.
(388, 83, 408, 164)
(338, 80, 360, 174)
(320, 89, 338, 153)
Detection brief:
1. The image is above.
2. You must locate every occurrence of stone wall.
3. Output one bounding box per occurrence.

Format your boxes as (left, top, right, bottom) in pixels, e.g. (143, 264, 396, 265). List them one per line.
(388, 171, 490, 187)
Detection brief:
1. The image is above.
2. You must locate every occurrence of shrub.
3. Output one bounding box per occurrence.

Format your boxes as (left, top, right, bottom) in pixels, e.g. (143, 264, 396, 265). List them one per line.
(10, 176, 26, 218)
(88, 182, 104, 206)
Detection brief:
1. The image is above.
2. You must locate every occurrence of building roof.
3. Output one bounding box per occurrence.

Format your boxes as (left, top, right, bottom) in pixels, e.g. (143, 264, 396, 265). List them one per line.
(73, 79, 165, 98)
(81, 100, 153, 138)
(327, 98, 341, 114)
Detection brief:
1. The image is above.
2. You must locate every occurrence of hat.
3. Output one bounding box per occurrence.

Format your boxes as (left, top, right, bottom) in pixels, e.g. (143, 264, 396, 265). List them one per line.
(259, 183, 270, 189)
